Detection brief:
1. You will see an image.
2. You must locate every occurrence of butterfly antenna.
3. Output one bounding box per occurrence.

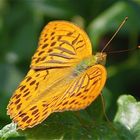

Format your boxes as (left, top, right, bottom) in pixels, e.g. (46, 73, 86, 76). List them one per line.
(101, 16, 128, 53)
(107, 46, 140, 54)
(107, 45, 140, 54)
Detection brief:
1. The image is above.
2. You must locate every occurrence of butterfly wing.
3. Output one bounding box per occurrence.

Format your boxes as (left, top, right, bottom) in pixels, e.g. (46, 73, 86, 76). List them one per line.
(8, 64, 106, 130)
(31, 21, 92, 69)
(7, 67, 73, 129)
(7, 21, 93, 130)
(53, 64, 107, 112)
(7, 20, 92, 117)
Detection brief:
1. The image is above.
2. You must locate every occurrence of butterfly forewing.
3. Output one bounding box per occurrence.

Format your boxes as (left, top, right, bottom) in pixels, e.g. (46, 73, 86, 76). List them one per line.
(31, 21, 92, 69)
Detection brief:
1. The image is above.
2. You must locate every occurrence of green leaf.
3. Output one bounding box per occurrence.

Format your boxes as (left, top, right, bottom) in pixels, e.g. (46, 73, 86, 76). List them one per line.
(0, 123, 19, 140)
(114, 95, 140, 130)
(114, 95, 140, 139)
(132, 120, 140, 140)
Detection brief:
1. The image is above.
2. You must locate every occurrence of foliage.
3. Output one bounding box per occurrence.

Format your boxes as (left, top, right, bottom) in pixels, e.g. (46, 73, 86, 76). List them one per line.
(0, 0, 140, 139)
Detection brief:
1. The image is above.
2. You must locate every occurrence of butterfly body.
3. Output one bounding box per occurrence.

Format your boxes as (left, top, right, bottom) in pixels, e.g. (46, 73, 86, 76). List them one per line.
(7, 21, 107, 130)
(74, 53, 106, 75)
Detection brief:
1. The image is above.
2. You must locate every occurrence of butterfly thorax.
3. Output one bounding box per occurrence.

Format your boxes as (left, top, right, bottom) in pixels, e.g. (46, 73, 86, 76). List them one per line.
(95, 52, 107, 65)
(74, 52, 106, 75)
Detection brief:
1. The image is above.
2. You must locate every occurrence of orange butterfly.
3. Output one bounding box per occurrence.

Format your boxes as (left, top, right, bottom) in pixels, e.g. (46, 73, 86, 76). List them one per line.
(7, 21, 107, 130)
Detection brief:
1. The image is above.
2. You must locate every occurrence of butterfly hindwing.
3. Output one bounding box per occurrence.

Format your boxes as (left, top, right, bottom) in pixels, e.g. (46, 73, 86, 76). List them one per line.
(53, 64, 107, 112)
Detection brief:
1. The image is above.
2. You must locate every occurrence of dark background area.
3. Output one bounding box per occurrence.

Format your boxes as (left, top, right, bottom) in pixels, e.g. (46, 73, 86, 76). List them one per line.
(0, 0, 140, 131)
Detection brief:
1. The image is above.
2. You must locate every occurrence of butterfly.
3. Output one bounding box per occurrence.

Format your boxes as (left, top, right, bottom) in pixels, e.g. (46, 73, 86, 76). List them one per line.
(7, 21, 107, 130)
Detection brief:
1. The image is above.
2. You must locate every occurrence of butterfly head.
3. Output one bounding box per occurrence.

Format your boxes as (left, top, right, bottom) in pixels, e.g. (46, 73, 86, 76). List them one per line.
(95, 52, 107, 65)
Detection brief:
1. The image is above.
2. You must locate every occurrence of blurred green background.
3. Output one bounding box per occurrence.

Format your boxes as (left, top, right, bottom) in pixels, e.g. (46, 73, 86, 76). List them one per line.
(0, 0, 140, 132)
